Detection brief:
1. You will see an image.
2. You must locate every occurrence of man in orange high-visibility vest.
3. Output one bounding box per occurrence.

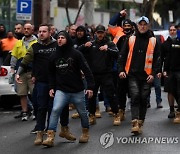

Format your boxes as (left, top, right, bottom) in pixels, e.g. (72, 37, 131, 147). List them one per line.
(108, 9, 127, 44)
(109, 10, 135, 122)
(110, 15, 135, 124)
(118, 16, 161, 135)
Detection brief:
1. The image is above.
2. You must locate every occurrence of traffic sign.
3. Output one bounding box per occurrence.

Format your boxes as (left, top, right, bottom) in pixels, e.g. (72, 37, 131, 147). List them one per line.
(16, 0, 33, 20)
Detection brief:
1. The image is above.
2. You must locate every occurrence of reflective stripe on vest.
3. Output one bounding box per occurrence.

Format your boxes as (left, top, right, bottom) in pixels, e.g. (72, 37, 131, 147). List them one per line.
(125, 36, 156, 75)
(113, 30, 125, 44)
(108, 26, 125, 44)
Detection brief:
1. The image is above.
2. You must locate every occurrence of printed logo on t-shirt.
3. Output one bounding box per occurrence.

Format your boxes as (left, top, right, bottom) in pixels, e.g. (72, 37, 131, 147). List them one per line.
(56, 58, 73, 74)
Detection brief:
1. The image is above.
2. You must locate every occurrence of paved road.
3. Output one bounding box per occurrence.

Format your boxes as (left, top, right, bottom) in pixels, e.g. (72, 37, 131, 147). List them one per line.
(0, 88, 180, 154)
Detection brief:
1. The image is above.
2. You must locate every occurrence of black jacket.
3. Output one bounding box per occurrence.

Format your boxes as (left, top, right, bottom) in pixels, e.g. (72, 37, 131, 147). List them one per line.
(162, 36, 180, 72)
(73, 26, 91, 61)
(84, 37, 118, 74)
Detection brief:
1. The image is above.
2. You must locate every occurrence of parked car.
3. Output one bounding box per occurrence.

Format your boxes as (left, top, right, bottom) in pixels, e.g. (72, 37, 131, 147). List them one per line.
(0, 65, 20, 109)
(153, 30, 169, 41)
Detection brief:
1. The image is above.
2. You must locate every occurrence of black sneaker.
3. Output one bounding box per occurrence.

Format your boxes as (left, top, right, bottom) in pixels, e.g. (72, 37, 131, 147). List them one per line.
(168, 111, 175, 118)
(157, 102, 163, 108)
(174, 104, 178, 108)
(14, 112, 23, 119)
(28, 110, 32, 117)
(147, 102, 151, 108)
(21, 112, 28, 121)
(30, 128, 38, 134)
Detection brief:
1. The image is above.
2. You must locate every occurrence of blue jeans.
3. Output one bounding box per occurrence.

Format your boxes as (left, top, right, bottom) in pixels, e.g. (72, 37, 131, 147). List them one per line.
(97, 87, 110, 108)
(33, 82, 69, 131)
(83, 79, 89, 110)
(48, 90, 89, 131)
(147, 76, 162, 103)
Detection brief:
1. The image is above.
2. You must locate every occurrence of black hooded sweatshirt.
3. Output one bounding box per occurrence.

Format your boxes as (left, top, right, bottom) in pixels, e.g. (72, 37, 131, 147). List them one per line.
(73, 25, 90, 47)
(73, 25, 91, 61)
(48, 31, 94, 93)
(162, 36, 180, 72)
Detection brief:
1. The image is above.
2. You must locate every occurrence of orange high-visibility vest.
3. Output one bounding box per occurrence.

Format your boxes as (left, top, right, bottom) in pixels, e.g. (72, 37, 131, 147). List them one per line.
(108, 26, 125, 44)
(125, 36, 156, 75)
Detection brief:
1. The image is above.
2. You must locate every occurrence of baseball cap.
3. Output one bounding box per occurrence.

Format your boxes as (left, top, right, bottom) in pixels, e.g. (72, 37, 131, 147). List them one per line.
(95, 25, 106, 32)
(122, 19, 132, 26)
(137, 16, 149, 24)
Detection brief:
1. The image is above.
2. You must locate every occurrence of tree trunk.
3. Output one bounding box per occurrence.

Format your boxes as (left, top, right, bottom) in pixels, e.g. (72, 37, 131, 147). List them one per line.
(84, 0, 94, 26)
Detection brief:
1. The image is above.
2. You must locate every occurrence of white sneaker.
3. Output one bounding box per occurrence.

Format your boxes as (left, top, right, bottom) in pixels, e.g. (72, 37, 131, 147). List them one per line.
(32, 115, 36, 120)
(126, 98, 131, 111)
(21, 112, 28, 121)
(29, 110, 36, 120)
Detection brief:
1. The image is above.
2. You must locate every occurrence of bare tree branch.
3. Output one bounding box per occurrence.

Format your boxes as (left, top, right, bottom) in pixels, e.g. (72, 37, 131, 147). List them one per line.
(64, 0, 85, 25)
(74, 0, 85, 24)
(65, 0, 72, 25)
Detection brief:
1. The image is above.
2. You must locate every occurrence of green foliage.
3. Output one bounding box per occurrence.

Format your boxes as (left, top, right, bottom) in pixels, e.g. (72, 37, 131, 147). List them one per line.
(0, 0, 17, 31)
(0, 0, 16, 6)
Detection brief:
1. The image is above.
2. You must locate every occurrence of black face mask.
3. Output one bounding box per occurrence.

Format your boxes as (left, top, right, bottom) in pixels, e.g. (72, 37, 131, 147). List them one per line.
(123, 28, 133, 35)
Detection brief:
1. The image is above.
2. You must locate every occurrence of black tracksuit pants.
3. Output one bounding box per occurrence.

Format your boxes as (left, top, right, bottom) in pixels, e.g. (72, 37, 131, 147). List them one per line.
(128, 76, 151, 121)
(88, 73, 119, 115)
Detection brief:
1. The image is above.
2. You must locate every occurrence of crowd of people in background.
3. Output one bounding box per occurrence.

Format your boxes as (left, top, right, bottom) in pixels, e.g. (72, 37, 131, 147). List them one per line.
(0, 9, 180, 147)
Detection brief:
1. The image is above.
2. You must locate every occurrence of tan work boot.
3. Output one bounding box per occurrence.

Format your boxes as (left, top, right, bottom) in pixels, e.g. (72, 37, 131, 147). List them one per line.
(131, 119, 140, 135)
(95, 106, 102, 118)
(138, 120, 144, 134)
(113, 113, 120, 126)
(79, 128, 89, 143)
(42, 130, 55, 147)
(59, 126, 76, 141)
(173, 111, 180, 124)
(119, 109, 125, 121)
(89, 114, 96, 125)
(34, 131, 44, 145)
(108, 111, 113, 116)
(71, 112, 80, 119)
(106, 107, 113, 116)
